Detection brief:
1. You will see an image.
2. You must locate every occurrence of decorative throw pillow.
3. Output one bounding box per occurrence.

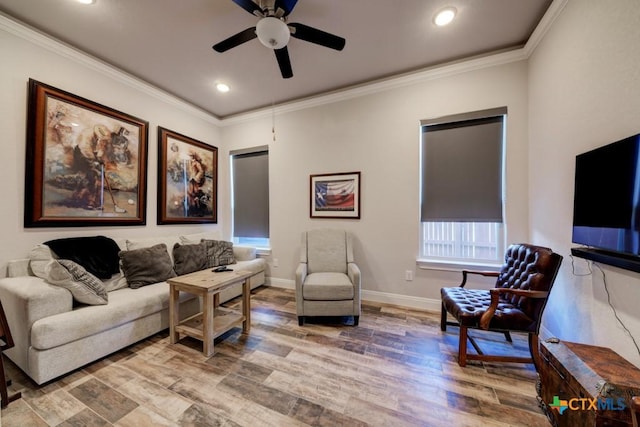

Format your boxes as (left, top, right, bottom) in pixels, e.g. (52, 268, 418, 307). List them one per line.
(29, 244, 55, 279)
(119, 243, 176, 289)
(172, 243, 207, 276)
(201, 239, 236, 267)
(44, 236, 121, 279)
(45, 259, 108, 305)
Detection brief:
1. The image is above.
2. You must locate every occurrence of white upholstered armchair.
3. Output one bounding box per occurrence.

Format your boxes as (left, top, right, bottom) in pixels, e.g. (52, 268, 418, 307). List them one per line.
(295, 229, 361, 326)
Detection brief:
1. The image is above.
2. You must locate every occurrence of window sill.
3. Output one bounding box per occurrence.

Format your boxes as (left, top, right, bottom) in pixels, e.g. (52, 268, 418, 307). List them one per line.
(417, 258, 502, 272)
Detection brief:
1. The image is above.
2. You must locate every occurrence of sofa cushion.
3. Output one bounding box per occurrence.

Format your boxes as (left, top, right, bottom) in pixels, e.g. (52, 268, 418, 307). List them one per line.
(44, 236, 121, 279)
(179, 231, 223, 245)
(44, 259, 108, 305)
(30, 282, 196, 350)
(202, 240, 236, 267)
(101, 271, 129, 292)
(233, 245, 256, 262)
(126, 236, 181, 263)
(302, 272, 354, 301)
(172, 242, 207, 276)
(119, 243, 176, 289)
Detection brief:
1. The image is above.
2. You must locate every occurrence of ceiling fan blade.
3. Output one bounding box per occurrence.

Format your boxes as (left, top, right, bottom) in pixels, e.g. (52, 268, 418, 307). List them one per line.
(274, 0, 298, 17)
(274, 46, 293, 78)
(232, 0, 263, 17)
(289, 23, 345, 51)
(213, 27, 257, 52)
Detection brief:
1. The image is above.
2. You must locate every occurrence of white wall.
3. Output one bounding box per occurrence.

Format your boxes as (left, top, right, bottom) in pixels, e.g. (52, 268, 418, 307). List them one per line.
(222, 59, 531, 306)
(529, 0, 640, 365)
(0, 17, 223, 276)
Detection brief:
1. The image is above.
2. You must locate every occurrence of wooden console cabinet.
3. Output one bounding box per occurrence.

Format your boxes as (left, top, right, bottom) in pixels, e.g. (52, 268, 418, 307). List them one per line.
(538, 340, 640, 426)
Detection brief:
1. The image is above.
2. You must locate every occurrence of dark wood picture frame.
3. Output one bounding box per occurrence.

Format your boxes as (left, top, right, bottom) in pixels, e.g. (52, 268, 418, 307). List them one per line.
(310, 171, 361, 219)
(157, 127, 218, 224)
(24, 79, 148, 227)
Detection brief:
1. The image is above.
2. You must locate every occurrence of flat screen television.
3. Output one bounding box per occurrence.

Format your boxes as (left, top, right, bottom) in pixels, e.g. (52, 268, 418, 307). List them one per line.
(572, 133, 640, 268)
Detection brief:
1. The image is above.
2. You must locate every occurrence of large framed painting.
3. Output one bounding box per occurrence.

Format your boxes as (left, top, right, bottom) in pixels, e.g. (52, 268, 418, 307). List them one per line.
(310, 171, 361, 219)
(157, 127, 217, 224)
(24, 79, 148, 227)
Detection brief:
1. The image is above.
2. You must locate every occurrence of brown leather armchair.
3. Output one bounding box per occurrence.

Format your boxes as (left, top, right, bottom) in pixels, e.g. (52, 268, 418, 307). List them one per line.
(440, 243, 562, 370)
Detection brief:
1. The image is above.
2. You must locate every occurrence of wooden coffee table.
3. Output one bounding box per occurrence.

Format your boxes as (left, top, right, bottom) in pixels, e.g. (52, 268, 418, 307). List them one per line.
(167, 269, 253, 357)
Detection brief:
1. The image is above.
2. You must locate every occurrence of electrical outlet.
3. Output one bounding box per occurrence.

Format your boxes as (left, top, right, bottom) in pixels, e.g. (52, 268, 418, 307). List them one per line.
(405, 270, 413, 281)
(273, 258, 279, 268)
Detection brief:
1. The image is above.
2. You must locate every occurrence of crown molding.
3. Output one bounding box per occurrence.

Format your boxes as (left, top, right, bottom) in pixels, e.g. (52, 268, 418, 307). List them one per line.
(523, 0, 569, 57)
(221, 48, 528, 126)
(0, 12, 221, 126)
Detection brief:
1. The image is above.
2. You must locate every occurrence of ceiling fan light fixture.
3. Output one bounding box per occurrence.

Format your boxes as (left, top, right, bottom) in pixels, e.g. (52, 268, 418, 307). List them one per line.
(434, 7, 457, 26)
(256, 17, 290, 49)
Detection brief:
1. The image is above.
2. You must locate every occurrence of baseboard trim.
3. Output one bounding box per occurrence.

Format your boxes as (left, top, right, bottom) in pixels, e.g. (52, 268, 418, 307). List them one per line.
(264, 278, 441, 313)
(361, 290, 441, 312)
(265, 277, 295, 289)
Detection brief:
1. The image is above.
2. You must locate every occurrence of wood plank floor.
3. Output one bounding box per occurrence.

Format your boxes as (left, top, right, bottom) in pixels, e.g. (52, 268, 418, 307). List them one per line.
(1, 286, 550, 426)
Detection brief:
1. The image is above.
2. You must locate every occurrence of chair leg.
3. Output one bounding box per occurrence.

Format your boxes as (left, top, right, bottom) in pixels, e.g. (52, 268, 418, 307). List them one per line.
(441, 302, 447, 331)
(0, 352, 20, 408)
(504, 331, 512, 342)
(298, 316, 304, 326)
(458, 326, 468, 367)
(353, 316, 359, 326)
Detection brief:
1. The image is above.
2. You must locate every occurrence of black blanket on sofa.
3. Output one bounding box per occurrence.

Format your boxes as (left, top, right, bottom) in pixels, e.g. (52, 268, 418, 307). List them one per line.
(44, 236, 121, 279)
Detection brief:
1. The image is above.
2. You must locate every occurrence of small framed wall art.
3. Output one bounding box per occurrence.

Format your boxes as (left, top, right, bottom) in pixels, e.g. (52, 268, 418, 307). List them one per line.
(310, 171, 361, 219)
(24, 79, 149, 227)
(157, 127, 218, 224)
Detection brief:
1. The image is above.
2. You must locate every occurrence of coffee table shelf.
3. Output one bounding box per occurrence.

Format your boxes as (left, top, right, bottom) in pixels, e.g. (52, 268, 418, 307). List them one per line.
(175, 308, 245, 340)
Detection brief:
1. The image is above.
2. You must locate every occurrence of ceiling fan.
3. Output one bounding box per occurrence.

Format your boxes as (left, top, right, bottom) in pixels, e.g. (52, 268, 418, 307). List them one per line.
(212, 0, 346, 79)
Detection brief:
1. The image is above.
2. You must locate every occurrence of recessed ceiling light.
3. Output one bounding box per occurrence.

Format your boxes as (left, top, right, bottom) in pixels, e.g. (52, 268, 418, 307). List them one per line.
(77, 0, 96, 4)
(434, 7, 457, 27)
(216, 83, 230, 93)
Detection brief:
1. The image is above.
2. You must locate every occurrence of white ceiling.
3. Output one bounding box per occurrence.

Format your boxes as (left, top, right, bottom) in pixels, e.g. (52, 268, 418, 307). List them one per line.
(0, 0, 553, 119)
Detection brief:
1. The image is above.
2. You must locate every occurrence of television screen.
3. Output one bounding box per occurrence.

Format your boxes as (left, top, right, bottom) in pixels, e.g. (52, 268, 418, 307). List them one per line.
(572, 134, 640, 256)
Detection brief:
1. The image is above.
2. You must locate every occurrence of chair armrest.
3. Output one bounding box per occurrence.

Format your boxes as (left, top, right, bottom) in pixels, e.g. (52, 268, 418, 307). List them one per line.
(347, 262, 361, 288)
(295, 263, 307, 315)
(295, 263, 307, 289)
(460, 270, 499, 287)
(479, 288, 550, 329)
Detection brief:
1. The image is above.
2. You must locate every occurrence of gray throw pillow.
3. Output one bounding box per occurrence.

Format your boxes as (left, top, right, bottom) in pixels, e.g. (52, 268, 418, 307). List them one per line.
(202, 239, 236, 267)
(45, 259, 108, 305)
(172, 242, 207, 276)
(119, 243, 176, 289)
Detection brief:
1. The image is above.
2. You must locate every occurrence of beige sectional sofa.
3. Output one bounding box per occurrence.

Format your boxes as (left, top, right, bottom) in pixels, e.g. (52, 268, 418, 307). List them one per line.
(0, 231, 266, 385)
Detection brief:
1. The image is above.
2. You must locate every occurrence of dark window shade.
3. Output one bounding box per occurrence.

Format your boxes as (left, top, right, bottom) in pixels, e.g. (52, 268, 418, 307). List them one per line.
(420, 112, 504, 223)
(232, 150, 269, 238)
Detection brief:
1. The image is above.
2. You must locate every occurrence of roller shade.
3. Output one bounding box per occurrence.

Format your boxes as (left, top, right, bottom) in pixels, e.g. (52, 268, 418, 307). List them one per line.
(231, 149, 269, 238)
(420, 108, 505, 222)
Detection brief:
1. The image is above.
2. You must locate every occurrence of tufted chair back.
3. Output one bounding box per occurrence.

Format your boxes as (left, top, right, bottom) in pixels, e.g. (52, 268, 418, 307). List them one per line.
(495, 243, 563, 332)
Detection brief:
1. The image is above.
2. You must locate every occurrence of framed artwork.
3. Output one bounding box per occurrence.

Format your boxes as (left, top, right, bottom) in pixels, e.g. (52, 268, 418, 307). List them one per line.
(24, 79, 148, 227)
(310, 171, 361, 219)
(157, 127, 217, 224)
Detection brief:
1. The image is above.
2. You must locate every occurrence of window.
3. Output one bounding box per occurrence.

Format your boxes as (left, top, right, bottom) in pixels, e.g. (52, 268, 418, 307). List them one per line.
(419, 108, 506, 266)
(230, 147, 269, 248)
